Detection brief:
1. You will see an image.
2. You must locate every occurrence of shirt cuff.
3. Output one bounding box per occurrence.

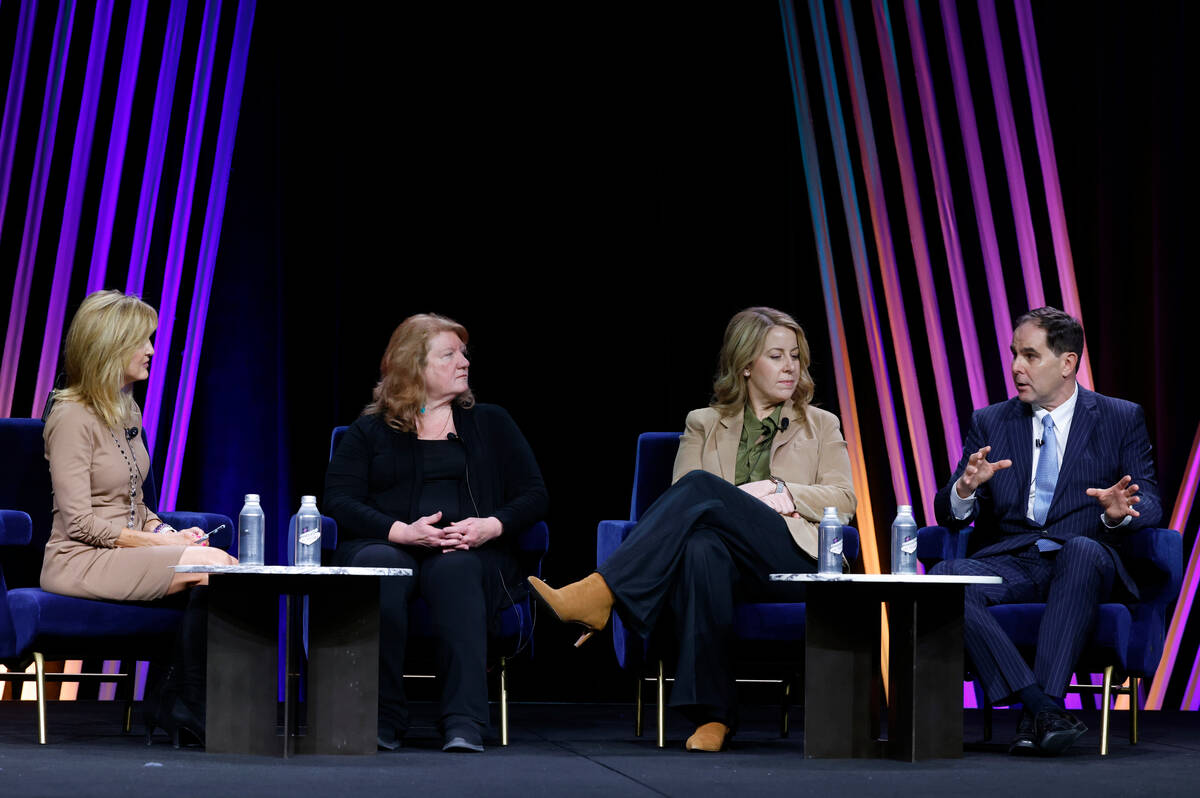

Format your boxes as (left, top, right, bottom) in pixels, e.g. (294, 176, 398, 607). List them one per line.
(949, 483, 976, 520)
(1101, 513, 1134, 530)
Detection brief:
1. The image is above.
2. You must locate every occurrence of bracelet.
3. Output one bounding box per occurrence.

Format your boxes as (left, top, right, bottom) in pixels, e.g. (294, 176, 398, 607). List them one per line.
(152, 522, 175, 535)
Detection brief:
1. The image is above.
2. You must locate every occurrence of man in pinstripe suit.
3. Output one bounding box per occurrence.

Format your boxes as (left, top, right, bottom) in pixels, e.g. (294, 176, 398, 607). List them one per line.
(932, 307, 1162, 756)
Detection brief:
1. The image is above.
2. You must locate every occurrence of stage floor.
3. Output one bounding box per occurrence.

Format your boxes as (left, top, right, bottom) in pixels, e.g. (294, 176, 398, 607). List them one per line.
(1, 702, 1197, 796)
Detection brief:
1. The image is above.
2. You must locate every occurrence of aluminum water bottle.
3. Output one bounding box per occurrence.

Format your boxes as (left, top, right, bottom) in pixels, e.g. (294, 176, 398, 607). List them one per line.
(891, 504, 919, 575)
(238, 494, 265, 566)
(294, 495, 322, 566)
(817, 506, 843, 574)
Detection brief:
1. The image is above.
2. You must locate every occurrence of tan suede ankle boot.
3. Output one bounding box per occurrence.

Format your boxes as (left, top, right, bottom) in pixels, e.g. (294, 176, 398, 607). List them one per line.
(526, 573, 614, 646)
(685, 722, 731, 752)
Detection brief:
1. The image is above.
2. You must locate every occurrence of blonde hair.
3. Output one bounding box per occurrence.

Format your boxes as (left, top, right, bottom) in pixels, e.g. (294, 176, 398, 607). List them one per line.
(54, 290, 158, 429)
(711, 306, 814, 419)
(364, 313, 475, 432)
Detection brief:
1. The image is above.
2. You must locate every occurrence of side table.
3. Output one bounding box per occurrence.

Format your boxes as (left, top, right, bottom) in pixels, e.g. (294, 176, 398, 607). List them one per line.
(174, 565, 410, 756)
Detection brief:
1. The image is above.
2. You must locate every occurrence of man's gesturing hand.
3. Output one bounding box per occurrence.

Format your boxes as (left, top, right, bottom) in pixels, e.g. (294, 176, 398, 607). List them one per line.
(955, 445, 1013, 498)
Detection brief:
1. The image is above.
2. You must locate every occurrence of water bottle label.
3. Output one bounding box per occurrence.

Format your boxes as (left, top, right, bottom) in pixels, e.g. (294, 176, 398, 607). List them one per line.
(901, 535, 917, 554)
(298, 529, 321, 546)
(830, 535, 843, 555)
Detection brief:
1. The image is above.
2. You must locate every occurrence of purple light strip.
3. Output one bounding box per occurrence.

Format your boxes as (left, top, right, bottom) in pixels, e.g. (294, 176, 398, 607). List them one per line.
(939, 0, 1014, 397)
(33, 0, 116, 414)
(86, 0, 149, 293)
(142, 0, 222, 455)
(807, 0, 912, 509)
(1012, 0, 1094, 389)
(125, 0, 189, 298)
(902, 0, 989, 411)
(976, 0, 1043, 310)
(1182, 643, 1200, 710)
(1146, 421, 1200, 709)
(0, 0, 38, 256)
(0, 0, 75, 418)
(160, 0, 256, 510)
(868, 0, 963, 474)
(778, 0, 881, 574)
(832, 0, 938, 525)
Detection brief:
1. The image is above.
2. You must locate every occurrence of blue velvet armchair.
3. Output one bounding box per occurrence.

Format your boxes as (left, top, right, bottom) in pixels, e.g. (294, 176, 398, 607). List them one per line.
(0, 418, 234, 743)
(323, 426, 549, 745)
(917, 523, 1182, 755)
(596, 432, 861, 747)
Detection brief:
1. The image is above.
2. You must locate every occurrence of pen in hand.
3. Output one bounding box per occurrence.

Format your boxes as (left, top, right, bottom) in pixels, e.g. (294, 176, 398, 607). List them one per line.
(194, 523, 227, 544)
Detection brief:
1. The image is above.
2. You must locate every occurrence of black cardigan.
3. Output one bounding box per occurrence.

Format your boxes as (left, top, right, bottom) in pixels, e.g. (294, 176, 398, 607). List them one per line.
(323, 403, 548, 550)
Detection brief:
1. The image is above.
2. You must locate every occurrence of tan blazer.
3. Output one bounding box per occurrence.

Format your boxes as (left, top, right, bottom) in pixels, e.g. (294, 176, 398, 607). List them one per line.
(670, 400, 856, 559)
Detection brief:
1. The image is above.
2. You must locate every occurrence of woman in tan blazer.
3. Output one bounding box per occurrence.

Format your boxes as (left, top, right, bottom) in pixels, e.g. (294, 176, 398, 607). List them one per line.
(530, 307, 856, 752)
(40, 290, 235, 747)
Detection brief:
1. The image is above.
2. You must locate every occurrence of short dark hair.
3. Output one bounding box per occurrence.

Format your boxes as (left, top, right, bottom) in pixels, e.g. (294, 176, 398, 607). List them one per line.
(1014, 307, 1084, 364)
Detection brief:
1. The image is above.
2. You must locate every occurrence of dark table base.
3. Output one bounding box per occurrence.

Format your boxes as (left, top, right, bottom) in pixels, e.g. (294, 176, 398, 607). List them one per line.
(805, 581, 966, 761)
(206, 573, 381, 756)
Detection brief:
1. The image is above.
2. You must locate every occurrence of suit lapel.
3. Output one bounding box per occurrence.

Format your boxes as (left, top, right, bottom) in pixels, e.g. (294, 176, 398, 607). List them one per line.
(715, 412, 742, 481)
(769, 400, 803, 463)
(1007, 399, 1034, 508)
(1052, 387, 1096, 513)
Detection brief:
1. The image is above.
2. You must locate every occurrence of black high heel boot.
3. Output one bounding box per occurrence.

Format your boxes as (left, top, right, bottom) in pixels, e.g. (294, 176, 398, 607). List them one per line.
(164, 585, 209, 748)
(142, 662, 179, 744)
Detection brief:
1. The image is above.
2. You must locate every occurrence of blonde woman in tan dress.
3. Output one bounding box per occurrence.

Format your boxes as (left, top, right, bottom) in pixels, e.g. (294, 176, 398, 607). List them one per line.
(40, 290, 235, 747)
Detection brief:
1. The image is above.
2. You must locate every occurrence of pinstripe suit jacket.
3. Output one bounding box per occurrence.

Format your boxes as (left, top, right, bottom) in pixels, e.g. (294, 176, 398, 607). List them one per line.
(933, 386, 1162, 596)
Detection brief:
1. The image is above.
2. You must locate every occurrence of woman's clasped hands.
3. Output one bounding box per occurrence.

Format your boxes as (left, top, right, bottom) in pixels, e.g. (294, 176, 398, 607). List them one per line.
(388, 512, 502, 551)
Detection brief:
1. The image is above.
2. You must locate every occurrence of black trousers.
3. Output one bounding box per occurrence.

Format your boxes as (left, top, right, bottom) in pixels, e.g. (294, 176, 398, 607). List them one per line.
(929, 536, 1117, 702)
(335, 539, 517, 735)
(598, 470, 815, 726)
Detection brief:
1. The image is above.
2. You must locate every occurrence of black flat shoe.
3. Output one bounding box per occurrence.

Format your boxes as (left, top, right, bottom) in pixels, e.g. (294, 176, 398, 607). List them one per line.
(1035, 707, 1087, 756)
(1008, 711, 1038, 756)
(378, 727, 404, 751)
(442, 725, 484, 753)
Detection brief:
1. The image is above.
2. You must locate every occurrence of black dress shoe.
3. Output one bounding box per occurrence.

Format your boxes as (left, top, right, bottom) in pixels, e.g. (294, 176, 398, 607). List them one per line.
(1008, 712, 1038, 755)
(1034, 707, 1087, 755)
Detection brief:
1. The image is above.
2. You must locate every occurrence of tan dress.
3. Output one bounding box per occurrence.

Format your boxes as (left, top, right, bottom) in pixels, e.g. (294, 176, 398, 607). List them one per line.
(39, 400, 185, 601)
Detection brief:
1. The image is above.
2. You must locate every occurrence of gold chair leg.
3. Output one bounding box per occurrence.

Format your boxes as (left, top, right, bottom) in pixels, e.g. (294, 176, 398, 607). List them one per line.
(500, 656, 509, 747)
(1130, 676, 1140, 745)
(781, 678, 791, 738)
(34, 652, 47, 745)
(123, 700, 133, 733)
(1100, 665, 1113, 756)
(656, 659, 665, 749)
(634, 672, 644, 737)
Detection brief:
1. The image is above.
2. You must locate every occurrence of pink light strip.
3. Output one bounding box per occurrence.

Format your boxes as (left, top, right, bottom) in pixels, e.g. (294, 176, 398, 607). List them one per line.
(868, 0, 963, 474)
(939, 0, 1014, 396)
(832, 0, 937, 525)
(141, 0, 222, 454)
(33, 0, 116, 415)
(1146, 421, 1200, 709)
(807, 0, 912, 509)
(976, 0, 1043, 310)
(0, 0, 75, 418)
(0, 0, 38, 256)
(125, 0, 189, 298)
(1182, 643, 1200, 710)
(778, 0, 880, 573)
(160, 0, 256, 510)
(86, 0, 149, 292)
(902, 0, 989, 412)
(1011, 0, 1093, 389)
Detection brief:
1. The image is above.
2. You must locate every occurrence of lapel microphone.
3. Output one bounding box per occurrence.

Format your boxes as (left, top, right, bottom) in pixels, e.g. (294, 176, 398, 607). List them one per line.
(126, 427, 139, 441)
(1035, 437, 1044, 447)
(781, 417, 789, 431)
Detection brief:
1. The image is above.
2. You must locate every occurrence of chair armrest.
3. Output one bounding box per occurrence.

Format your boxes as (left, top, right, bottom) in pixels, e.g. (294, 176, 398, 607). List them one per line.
(597, 520, 635, 568)
(319, 515, 339, 552)
(843, 526, 860, 564)
(1122, 527, 1183, 605)
(0, 510, 33, 547)
(159, 512, 237, 556)
(516, 521, 549, 555)
(917, 525, 963, 569)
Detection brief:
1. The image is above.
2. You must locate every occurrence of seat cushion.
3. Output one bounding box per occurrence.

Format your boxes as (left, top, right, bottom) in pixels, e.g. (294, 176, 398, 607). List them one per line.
(2, 587, 182, 661)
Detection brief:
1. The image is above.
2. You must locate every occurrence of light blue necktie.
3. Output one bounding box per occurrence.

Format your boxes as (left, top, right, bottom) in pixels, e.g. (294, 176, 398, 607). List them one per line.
(1032, 414, 1058, 528)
